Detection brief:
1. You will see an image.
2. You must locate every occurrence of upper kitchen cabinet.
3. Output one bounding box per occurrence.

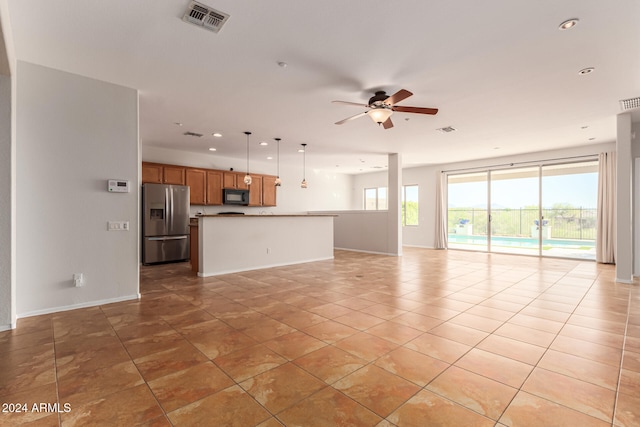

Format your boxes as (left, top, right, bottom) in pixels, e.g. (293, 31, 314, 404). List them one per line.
(262, 175, 277, 207)
(223, 171, 249, 190)
(248, 175, 262, 206)
(186, 168, 206, 205)
(142, 162, 186, 185)
(206, 170, 223, 205)
(163, 165, 186, 185)
(141, 162, 163, 183)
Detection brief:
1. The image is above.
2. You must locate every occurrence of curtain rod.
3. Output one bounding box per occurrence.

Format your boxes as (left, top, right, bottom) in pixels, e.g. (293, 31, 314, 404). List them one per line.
(441, 154, 599, 174)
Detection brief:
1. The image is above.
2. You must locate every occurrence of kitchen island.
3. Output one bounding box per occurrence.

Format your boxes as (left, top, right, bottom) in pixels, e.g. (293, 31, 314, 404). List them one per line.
(196, 214, 335, 277)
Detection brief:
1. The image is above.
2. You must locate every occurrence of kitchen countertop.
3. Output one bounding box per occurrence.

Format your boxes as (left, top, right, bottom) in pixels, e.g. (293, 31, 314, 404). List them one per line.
(195, 214, 337, 217)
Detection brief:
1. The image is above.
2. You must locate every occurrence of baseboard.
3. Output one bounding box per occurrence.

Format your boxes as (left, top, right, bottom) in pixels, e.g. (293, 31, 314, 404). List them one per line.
(17, 294, 141, 319)
(198, 256, 335, 277)
(334, 247, 399, 256)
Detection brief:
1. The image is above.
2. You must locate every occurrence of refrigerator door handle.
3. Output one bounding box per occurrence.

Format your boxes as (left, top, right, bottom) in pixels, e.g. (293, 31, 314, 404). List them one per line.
(147, 236, 188, 241)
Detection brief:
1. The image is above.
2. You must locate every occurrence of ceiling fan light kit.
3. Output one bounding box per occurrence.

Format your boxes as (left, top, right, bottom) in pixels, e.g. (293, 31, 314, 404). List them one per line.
(333, 88, 438, 129)
(368, 108, 393, 125)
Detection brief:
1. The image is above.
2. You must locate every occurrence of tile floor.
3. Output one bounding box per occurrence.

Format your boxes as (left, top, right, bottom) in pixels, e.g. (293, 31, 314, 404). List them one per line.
(1, 248, 640, 426)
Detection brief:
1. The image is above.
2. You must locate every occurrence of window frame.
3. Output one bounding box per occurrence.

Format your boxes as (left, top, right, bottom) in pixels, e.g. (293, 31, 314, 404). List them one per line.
(402, 184, 419, 226)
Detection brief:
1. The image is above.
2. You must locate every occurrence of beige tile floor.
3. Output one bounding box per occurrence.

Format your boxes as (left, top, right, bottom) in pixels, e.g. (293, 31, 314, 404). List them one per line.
(1, 248, 639, 426)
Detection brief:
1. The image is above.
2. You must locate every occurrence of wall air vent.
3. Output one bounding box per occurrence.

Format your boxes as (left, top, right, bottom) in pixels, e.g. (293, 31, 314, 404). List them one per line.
(620, 97, 640, 111)
(182, 1, 230, 34)
(183, 131, 203, 137)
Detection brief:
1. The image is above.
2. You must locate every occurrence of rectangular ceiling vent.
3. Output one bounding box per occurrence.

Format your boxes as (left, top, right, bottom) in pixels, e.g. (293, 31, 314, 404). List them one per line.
(183, 131, 203, 138)
(437, 126, 457, 133)
(182, 1, 230, 34)
(620, 97, 640, 111)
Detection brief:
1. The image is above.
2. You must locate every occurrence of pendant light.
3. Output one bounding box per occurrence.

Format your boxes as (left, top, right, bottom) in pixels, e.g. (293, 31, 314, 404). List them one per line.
(243, 131, 252, 185)
(300, 143, 308, 188)
(274, 137, 282, 186)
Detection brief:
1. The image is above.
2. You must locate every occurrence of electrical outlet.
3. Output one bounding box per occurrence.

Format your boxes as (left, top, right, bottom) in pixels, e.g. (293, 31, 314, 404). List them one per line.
(73, 273, 84, 287)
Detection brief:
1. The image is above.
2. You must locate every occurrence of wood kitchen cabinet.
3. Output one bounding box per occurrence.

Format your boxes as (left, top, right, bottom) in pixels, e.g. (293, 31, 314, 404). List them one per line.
(262, 175, 277, 207)
(248, 175, 262, 206)
(142, 163, 163, 183)
(142, 162, 186, 185)
(186, 168, 207, 205)
(163, 165, 186, 185)
(206, 170, 223, 205)
(143, 162, 277, 206)
(223, 171, 251, 190)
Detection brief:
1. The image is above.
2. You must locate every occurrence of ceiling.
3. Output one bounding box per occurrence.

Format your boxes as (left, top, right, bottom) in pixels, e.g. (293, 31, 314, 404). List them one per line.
(4, 0, 640, 174)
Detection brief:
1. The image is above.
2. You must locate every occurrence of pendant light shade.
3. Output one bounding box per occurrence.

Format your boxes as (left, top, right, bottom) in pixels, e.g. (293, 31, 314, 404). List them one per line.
(300, 143, 308, 189)
(243, 131, 252, 185)
(274, 137, 282, 186)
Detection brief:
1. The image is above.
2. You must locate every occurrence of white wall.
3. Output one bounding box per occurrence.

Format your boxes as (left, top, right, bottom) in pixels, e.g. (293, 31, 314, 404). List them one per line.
(142, 146, 354, 214)
(16, 62, 140, 316)
(634, 122, 640, 276)
(353, 143, 615, 249)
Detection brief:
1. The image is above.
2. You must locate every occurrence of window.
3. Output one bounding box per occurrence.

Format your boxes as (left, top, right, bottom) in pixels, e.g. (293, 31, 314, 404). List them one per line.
(364, 187, 387, 210)
(402, 185, 419, 226)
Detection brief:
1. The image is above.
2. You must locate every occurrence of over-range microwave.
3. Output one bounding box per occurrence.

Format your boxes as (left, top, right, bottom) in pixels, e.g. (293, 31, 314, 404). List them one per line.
(223, 188, 249, 205)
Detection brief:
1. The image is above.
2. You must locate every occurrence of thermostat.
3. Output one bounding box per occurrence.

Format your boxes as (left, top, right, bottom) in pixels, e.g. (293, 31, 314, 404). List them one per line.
(108, 179, 130, 193)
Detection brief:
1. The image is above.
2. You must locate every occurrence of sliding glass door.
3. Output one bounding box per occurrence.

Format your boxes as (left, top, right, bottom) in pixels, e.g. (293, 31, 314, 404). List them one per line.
(447, 160, 597, 260)
(448, 172, 488, 251)
(489, 167, 540, 256)
(541, 162, 598, 259)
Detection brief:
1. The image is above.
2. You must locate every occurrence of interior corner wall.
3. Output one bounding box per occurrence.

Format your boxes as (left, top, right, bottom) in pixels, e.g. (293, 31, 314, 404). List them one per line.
(16, 62, 140, 317)
(0, 73, 12, 329)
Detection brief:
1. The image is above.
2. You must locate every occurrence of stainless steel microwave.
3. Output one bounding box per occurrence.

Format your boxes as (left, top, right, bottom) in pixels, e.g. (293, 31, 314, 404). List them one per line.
(223, 188, 249, 205)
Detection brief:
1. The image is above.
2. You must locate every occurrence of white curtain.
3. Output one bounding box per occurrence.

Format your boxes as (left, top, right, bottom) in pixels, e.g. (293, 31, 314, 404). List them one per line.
(435, 171, 448, 249)
(596, 152, 616, 264)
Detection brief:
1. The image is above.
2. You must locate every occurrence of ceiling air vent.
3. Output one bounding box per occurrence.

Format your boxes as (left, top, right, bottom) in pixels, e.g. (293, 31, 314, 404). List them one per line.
(182, 1, 230, 34)
(183, 131, 203, 138)
(437, 126, 457, 133)
(620, 97, 640, 111)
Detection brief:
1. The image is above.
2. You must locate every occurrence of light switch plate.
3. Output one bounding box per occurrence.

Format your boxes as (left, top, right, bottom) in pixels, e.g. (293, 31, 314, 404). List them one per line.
(108, 221, 129, 231)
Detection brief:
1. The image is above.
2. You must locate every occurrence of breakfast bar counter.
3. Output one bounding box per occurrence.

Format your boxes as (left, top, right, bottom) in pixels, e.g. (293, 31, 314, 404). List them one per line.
(196, 214, 335, 277)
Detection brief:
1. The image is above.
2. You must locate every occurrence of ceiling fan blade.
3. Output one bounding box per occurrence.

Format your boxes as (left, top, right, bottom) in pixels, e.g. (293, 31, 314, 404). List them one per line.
(392, 105, 439, 115)
(335, 111, 368, 125)
(384, 89, 413, 106)
(382, 117, 394, 129)
(332, 100, 368, 108)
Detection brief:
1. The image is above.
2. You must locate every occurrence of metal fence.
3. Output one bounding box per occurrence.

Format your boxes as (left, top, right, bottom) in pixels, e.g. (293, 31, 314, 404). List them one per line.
(448, 208, 597, 240)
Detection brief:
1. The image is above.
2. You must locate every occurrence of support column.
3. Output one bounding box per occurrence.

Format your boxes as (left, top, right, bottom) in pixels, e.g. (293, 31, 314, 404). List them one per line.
(388, 153, 402, 256)
(616, 113, 632, 283)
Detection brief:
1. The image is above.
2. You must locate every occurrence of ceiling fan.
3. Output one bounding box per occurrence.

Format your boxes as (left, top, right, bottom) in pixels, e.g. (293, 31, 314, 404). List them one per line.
(333, 89, 438, 129)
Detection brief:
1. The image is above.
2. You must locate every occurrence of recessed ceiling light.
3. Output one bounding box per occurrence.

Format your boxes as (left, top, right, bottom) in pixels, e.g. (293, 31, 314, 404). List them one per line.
(559, 18, 579, 30)
(581, 125, 589, 129)
(277, 61, 288, 68)
(259, 141, 268, 146)
(588, 137, 596, 141)
(208, 147, 217, 151)
(174, 122, 183, 126)
(493, 147, 500, 150)
(267, 156, 273, 160)
(212, 132, 222, 137)
(578, 67, 595, 75)
(297, 148, 305, 153)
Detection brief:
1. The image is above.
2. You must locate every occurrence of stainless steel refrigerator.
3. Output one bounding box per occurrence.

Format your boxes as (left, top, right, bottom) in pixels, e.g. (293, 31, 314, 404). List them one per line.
(142, 183, 190, 265)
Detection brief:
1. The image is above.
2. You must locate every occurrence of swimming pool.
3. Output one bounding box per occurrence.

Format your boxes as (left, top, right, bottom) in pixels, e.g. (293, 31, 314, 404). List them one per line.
(448, 234, 595, 249)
